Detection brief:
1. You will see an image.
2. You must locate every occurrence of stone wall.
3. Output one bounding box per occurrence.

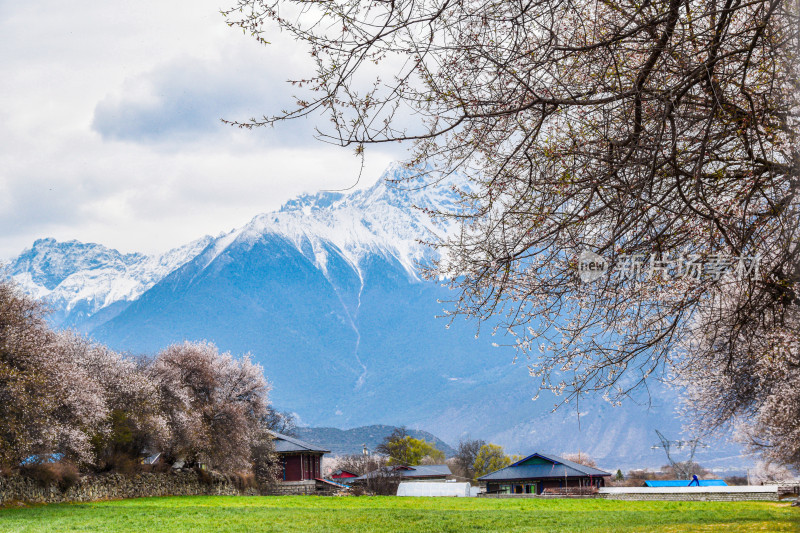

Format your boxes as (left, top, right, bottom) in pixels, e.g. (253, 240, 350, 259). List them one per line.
(478, 486, 781, 501)
(268, 480, 318, 495)
(599, 486, 779, 502)
(0, 471, 278, 505)
(479, 493, 598, 499)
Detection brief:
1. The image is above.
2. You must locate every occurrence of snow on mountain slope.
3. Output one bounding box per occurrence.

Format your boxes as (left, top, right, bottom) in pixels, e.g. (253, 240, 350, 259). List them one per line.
(9, 236, 214, 326)
(8, 164, 456, 327)
(200, 163, 456, 280)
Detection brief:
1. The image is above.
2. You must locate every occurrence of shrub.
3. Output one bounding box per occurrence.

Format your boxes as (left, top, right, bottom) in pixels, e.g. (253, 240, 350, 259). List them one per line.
(54, 462, 80, 492)
(102, 452, 142, 476)
(725, 476, 748, 486)
(232, 472, 256, 491)
(364, 473, 401, 496)
(197, 467, 214, 485)
(20, 462, 80, 492)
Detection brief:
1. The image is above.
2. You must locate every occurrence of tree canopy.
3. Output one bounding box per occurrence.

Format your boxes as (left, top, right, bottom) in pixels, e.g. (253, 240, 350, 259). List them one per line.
(0, 279, 279, 478)
(376, 427, 445, 465)
(224, 0, 800, 466)
(473, 443, 517, 478)
(452, 438, 486, 480)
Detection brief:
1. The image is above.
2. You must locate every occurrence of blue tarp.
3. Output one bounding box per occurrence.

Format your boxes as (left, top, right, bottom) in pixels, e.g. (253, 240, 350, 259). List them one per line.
(644, 479, 728, 487)
(20, 453, 64, 465)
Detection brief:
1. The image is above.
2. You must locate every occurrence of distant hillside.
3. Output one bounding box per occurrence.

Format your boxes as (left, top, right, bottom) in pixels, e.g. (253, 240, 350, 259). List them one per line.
(294, 425, 456, 457)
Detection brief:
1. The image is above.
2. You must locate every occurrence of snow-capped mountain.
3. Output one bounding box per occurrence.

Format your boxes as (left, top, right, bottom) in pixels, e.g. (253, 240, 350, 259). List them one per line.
(10, 164, 452, 329)
(6, 164, 746, 469)
(199, 163, 455, 282)
(9, 236, 214, 329)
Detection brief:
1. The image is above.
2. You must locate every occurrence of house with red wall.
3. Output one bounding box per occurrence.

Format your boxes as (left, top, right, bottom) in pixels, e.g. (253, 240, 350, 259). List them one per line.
(269, 430, 335, 494)
(331, 469, 359, 481)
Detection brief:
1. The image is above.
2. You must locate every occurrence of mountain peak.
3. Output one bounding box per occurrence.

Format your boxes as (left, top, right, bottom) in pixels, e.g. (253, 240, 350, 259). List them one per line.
(279, 191, 345, 213)
(9, 235, 213, 323)
(8, 163, 454, 324)
(12, 238, 143, 291)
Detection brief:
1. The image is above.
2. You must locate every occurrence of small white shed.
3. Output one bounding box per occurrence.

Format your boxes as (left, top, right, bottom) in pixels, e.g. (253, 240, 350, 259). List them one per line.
(396, 481, 474, 497)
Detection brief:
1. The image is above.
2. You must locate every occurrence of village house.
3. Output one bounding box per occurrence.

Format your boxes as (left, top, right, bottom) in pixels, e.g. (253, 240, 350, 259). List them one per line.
(349, 464, 453, 485)
(478, 452, 611, 495)
(269, 430, 339, 494)
(330, 469, 359, 482)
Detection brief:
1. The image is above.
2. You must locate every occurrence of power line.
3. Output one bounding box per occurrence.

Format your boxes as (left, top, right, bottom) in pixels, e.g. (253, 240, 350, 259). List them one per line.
(650, 430, 709, 479)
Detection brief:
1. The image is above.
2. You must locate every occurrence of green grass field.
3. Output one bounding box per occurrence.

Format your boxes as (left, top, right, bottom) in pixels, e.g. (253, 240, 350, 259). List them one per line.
(0, 496, 797, 532)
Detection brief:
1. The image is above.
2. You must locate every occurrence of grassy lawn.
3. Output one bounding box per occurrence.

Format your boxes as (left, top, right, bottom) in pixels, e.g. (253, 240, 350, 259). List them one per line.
(0, 496, 797, 532)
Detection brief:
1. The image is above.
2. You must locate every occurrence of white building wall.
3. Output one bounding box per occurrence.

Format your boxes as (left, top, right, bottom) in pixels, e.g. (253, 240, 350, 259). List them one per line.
(396, 482, 473, 497)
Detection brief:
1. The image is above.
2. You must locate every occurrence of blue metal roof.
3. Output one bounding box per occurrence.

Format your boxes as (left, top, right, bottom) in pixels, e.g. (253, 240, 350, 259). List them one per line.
(478, 452, 611, 481)
(645, 479, 728, 487)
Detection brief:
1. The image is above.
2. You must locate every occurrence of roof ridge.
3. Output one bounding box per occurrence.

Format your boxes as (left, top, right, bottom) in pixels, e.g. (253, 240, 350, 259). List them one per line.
(267, 429, 331, 453)
(478, 451, 611, 481)
(526, 452, 611, 476)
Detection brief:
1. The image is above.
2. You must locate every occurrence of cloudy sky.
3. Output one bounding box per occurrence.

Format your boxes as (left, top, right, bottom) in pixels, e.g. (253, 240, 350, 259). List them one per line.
(0, 0, 402, 260)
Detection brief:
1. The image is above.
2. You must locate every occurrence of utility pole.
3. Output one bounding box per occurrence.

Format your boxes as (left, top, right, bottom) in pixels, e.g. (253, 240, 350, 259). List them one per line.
(650, 430, 709, 479)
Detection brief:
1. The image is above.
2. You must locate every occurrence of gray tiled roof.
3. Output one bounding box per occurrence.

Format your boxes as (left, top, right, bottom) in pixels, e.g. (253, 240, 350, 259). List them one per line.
(352, 464, 452, 482)
(398, 464, 452, 478)
(478, 452, 610, 481)
(268, 430, 330, 454)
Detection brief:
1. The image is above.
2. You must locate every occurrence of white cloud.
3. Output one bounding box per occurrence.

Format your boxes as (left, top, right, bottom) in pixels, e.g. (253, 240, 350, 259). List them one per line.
(90, 40, 318, 144)
(0, 0, 407, 260)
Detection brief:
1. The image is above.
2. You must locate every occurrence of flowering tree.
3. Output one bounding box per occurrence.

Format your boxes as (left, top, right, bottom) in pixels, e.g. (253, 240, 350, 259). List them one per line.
(1, 279, 281, 475)
(562, 452, 598, 469)
(0, 280, 58, 468)
(682, 295, 800, 467)
(53, 332, 168, 471)
(749, 459, 796, 483)
(0, 280, 110, 467)
(0, 280, 172, 469)
(149, 341, 273, 474)
(224, 0, 799, 463)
